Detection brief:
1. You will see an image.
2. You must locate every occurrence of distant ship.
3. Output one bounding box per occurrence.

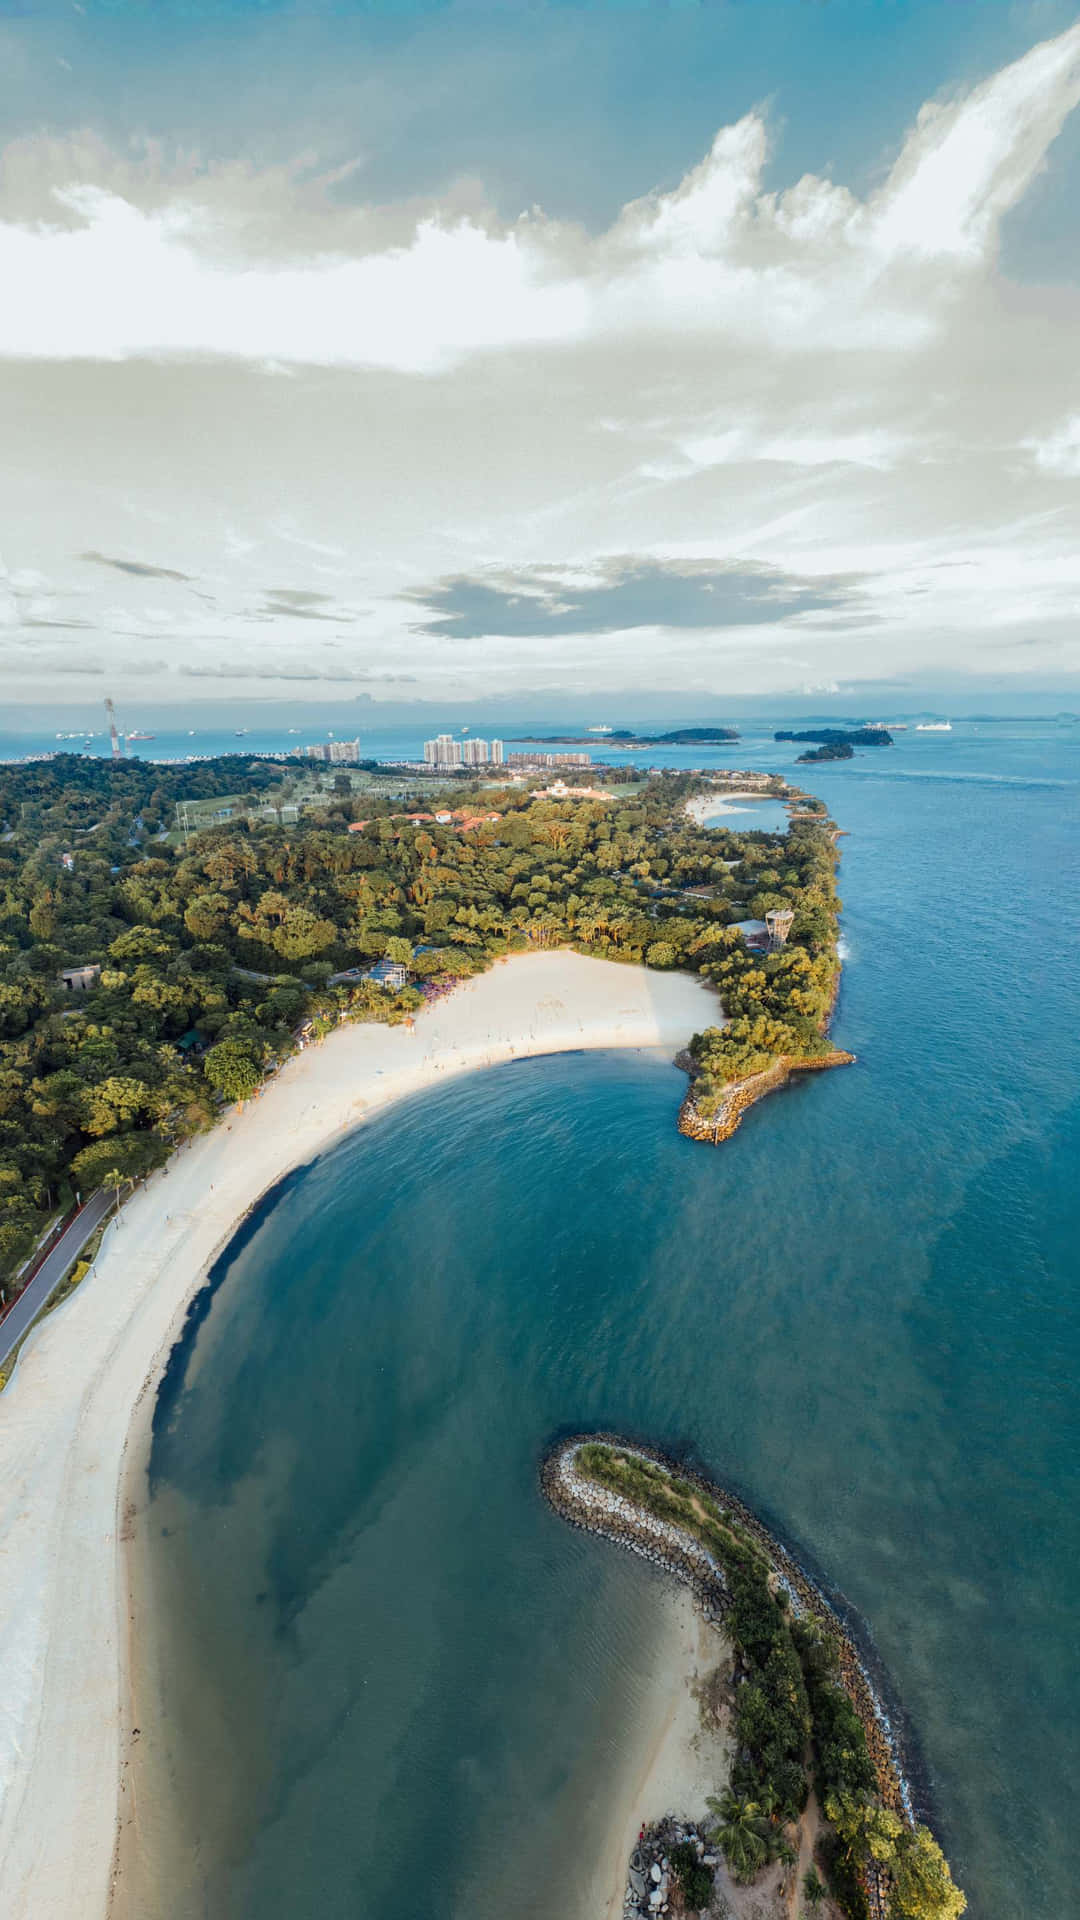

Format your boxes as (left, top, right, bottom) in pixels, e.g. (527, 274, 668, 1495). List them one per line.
(126, 730, 155, 741)
(234, 729, 249, 737)
(587, 724, 614, 734)
(915, 721, 952, 732)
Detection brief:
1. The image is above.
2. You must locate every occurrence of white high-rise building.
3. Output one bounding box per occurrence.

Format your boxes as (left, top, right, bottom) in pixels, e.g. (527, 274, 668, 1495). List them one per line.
(423, 733, 464, 766)
(423, 733, 505, 767)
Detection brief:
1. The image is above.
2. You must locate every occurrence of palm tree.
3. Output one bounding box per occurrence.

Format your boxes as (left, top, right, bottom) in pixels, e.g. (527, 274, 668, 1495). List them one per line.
(802, 1866, 827, 1906)
(706, 1792, 772, 1884)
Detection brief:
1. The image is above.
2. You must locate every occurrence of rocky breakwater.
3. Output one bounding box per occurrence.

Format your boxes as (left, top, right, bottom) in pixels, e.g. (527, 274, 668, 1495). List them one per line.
(624, 1819, 718, 1920)
(540, 1438, 729, 1626)
(542, 1436, 913, 1828)
(675, 1049, 854, 1146)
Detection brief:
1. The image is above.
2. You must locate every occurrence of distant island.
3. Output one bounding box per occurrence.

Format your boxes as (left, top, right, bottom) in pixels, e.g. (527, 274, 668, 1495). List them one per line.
(510, 727, 739, 746)
(775, 728, 893, 747)
(797, 741, 854, 763)
(544, 1435, 966, 1920)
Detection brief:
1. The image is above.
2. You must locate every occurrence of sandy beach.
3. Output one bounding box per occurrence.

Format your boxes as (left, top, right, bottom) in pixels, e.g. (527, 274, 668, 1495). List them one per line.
(684, 790, 779, 826)
(587, 1588, 733, 1920)
(0, 951, 721, 1920)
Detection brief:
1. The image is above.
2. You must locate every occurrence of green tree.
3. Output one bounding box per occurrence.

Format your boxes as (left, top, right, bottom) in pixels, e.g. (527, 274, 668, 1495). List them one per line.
(826, 1792, 904, 1865)
(70, 1132, 167, 1190)
(646, 940, 676, 968)
(707, 1792, 772, 1884)
(890, 1827, 967, 1920)
(203, 1040, 261, 1102)
(82, 1075, 154, 1137)
(184, 891, 230, 940)
(803, 1865, 827, 1906)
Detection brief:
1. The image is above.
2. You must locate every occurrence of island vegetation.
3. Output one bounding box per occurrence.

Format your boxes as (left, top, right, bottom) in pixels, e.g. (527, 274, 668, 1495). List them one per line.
(797, 742, 855, 763)
(774, 729, 892, 748)
(510, 727, 739, 745)
(0, 753, 840, 1290)
(545, 1438, 966, 1920)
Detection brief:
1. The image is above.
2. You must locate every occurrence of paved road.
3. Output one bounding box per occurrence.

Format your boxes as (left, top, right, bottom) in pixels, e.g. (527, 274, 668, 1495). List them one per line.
(0, 1187, 115, 1372)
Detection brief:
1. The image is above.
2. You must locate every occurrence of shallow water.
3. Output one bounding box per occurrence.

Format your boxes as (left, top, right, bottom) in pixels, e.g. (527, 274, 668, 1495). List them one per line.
(138, 721, 1080, 1919)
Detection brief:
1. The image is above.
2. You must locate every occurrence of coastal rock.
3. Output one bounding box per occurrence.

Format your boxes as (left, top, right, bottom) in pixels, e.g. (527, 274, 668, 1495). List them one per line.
(677, 1048, 855, 1148)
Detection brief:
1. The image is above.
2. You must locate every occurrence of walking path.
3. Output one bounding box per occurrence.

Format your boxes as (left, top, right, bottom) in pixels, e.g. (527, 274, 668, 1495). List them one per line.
(0, 1188, 115, 1374)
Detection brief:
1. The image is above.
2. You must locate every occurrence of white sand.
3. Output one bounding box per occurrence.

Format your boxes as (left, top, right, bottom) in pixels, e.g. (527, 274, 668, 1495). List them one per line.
(684, 790, 780, 825)
(588, 1588, 733, 1920)
(0, 951, 721, 1920)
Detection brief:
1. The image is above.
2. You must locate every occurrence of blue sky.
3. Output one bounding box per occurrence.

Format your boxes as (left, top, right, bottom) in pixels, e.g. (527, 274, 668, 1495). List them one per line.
(2, 1, 1080, 707)
(9, 2, 1079, 251)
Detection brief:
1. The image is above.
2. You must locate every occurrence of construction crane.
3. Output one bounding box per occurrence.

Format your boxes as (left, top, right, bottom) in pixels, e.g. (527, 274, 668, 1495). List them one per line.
(105, 698, 123, 759)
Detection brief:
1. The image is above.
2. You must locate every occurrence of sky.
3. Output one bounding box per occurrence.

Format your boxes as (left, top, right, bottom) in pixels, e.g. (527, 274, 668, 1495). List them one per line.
(2, 0, 1080, 717)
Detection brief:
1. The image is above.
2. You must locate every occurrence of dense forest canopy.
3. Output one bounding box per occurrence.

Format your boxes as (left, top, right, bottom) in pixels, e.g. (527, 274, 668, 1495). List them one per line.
(0, 755, 840, 1284)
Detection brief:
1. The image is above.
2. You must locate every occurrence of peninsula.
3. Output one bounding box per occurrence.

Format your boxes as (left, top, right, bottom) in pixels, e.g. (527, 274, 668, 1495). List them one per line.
(544, 1436, 966, 1920)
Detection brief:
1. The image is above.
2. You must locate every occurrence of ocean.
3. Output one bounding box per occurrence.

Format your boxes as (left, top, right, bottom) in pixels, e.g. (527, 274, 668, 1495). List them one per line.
(126, 721, 1079, 1918)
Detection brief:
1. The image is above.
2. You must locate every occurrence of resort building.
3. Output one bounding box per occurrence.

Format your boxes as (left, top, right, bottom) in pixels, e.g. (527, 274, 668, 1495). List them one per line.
(731, 919, 770, 951)
(365, 958, 409, 990)
(507, 751, 592, 769)
(59, 964, 101, 992)
(423, 735, 504, 768)
(532, 781, 608, 800)
(303, 738, 360, 764)
(424, 734, 462, 767)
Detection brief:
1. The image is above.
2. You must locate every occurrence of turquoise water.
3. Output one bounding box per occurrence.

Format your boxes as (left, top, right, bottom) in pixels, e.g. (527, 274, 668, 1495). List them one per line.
(142, 722, 1080, 1919)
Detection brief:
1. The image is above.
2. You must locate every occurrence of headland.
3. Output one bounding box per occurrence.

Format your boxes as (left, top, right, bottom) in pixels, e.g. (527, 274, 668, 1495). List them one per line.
(678, 786, 853, 1145)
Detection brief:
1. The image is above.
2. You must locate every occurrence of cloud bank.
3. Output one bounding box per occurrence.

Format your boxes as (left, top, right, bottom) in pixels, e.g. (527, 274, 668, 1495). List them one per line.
(2, 20, 1080, 703)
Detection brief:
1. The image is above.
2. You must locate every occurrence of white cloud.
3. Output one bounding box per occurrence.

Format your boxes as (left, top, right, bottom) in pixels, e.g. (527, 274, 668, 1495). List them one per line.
(0, 24, 1078, 373)
(1, 21, 1080, 702)
(1026, 414, 1080, 476)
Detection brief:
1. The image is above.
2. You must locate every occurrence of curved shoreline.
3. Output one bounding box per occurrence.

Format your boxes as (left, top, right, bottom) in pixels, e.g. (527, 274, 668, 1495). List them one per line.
(0, 952, 722, 1920)
(542, 1434, 915, 1827)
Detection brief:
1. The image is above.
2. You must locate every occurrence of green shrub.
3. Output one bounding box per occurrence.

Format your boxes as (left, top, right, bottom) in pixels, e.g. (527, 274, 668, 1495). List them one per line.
(670, 1842, 714, 1912)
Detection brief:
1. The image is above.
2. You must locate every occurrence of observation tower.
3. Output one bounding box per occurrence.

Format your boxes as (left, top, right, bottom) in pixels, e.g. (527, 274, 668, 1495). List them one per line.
(765, 907, 795, 950)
